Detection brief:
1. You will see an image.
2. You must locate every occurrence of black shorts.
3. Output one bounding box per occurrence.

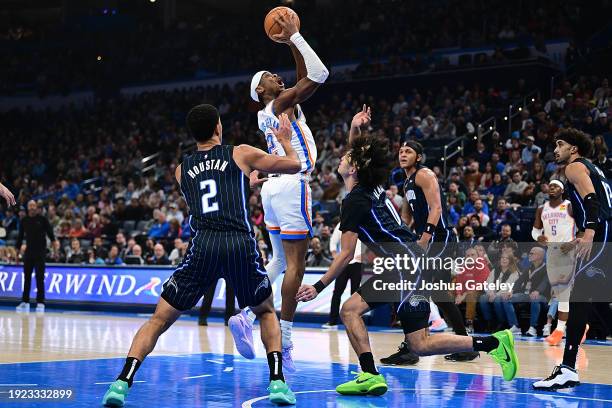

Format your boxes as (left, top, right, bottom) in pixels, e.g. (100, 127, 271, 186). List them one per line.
(570, 221, 612, 303)
(161, 230, 272, 311)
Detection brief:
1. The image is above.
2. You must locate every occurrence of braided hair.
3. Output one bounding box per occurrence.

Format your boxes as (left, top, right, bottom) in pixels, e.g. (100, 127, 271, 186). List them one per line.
(348, 135, 391, 190)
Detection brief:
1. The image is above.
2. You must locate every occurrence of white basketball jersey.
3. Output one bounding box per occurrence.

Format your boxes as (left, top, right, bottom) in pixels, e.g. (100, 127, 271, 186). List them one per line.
(257, 100, 317, 174)
(542, 199, 575, 243)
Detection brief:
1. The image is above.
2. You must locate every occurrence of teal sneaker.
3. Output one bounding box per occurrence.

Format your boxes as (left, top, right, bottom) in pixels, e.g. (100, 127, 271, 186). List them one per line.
(102, 380, 128, 407)
(268, 379, 296, 405)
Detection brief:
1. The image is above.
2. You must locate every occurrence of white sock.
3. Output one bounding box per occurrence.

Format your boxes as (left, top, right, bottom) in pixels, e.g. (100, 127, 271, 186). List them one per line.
(556, 319, 566, 333)
(244, 308, 256, 324)
(429, 301, 441, 323)
(280, 319, 293, 348)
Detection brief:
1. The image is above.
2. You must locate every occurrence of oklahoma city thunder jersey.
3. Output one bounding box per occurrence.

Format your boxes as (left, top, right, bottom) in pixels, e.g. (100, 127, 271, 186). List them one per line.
(257, 101, 317, 174)
(541, 199, 575, 243)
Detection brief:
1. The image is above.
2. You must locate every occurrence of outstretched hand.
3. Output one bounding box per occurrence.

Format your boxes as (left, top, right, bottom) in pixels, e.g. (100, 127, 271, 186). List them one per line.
(295, 284, 318, 302)
(351, 104, 372, 129)
(0, 183, 15, 206)
(271, 113, 292, 145)
(249, 170, 268, 187)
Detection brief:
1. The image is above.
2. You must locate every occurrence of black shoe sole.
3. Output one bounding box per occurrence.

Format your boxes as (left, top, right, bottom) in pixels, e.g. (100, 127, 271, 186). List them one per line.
(380, 357, 420, 366)
(533, 381, 580, 390)
(444, 352, 480, 362)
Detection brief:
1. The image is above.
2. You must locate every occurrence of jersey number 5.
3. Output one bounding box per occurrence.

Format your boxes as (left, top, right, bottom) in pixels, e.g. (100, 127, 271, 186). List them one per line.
(200, 180, 219, 214)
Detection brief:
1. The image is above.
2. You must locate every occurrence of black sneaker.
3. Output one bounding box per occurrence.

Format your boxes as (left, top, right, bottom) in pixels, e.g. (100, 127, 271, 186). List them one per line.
(444, 351, 480, 362)
(380, 342, 419, 365)
(198, 317, 208, 326)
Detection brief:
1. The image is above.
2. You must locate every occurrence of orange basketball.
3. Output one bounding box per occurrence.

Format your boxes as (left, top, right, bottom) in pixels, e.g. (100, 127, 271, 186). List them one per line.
(264, 7, 300, 43)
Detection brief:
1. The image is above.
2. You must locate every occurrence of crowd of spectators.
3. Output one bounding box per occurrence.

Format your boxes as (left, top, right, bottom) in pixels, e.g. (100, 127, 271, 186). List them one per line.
(1, 0, 604, 96)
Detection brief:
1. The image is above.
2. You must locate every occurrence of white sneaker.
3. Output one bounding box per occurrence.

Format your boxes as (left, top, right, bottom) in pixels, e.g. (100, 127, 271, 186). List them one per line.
(509, 325, 522, 335)
(35, 304, 45, 313)
(16, 302, 30, 313)
(533, 365, 580, 390)
(525, 326, 537, 337)
(543, 323, 551, 337)
(321, 322, 338, 330)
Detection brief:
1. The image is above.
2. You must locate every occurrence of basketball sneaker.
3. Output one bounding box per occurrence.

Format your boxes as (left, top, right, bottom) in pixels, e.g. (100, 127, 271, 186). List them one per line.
(16, 302, 30, 313)
(444, 351, 480, 362)
(545, 329, 564, 346)
(542, 323, 551, 337)
(228, 310, 255, 359)
(488, 329, 519, 381)
(525, 326, 537, 337)
(532, 365, 580, 390)
(336, 371, 388, 396)
(379, 342, 419, 366)
(282, 344, 296, 373)
(102, 379, 128, 407)
(35, 303, 45, 314)
(268, 380, 296, 405)
(321, 322, 338, 330)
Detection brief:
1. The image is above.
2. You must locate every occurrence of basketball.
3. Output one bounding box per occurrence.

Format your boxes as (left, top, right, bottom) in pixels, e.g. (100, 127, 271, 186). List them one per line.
(264, 7, 300, 42)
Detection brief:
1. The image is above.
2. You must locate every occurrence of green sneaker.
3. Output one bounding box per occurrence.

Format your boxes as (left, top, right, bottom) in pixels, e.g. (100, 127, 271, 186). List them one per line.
(102, 380, 128, 407)
(336, 371, 388, 396)
(268, 380, 296, 405)
(489, 329, 519, 381)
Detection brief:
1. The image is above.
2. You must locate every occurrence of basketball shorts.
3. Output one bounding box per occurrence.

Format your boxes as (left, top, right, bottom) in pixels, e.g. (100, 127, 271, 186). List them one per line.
(161, 229, 272, 311)
(546, 244, 576, 303)
(261, 174, 312, 240)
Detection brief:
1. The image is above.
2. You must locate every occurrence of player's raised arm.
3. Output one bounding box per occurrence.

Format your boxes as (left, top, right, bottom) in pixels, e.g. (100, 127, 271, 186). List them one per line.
(272, 13, 328, 113)
(234, 113, 301, 175)
(348, 105, 372, 145)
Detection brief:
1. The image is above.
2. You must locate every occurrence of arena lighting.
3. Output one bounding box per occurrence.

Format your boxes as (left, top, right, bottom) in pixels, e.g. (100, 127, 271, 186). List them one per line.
(532, 98, 535, 102)
(97, 56, 102, 61)
(504, 116, 508, 120)
(518, 107, 522, 111)
(150, 0, 156, 3)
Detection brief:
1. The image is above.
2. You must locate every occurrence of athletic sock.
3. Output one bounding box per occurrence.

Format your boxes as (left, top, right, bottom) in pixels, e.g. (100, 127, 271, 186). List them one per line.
(267, 351, 285, 382)
(472, 336, 499, 353)
(556, 319, 566, 333)
(117, 357, 142, 387)
(280, 320, 293, 348)
(358, 352, 379, 375)
(245, 308, 256, 324)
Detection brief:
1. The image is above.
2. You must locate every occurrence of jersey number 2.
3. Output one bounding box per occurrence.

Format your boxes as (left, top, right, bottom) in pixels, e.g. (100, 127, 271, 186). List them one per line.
(200, 180, 219, 214)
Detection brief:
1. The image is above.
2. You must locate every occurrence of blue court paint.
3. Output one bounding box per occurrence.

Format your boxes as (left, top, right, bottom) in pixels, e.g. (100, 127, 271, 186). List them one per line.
(0, 353, 611, 407)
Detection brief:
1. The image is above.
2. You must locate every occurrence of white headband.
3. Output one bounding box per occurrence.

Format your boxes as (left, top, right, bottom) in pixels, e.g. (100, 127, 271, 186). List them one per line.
(549, 180, 564, 190)
(250, 71, 267, 102)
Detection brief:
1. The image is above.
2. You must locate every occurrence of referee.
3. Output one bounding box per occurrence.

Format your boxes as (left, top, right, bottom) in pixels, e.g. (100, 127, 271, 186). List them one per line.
(15, 200, 56, 313)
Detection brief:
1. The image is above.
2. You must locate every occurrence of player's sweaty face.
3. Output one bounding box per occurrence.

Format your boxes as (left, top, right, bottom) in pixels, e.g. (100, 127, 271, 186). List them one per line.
(398, 146, 417, 169)
(554, 140, 572, 164)
(262, 72, 285, 94)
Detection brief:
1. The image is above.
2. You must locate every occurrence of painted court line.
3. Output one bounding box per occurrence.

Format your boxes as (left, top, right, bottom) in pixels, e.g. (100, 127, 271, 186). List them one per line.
(241, 387, 612, 407)
(183, 374, 213, 380)
(206, 359, 225, 365)
(94, 381, 145, 385)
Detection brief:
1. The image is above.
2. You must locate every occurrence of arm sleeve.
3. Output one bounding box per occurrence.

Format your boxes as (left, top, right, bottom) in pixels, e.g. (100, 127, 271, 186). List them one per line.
(289, 33, 329, 83)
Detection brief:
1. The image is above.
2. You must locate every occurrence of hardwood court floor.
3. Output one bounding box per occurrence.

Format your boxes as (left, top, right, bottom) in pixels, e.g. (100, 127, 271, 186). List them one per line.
(0, 308, 611, 407)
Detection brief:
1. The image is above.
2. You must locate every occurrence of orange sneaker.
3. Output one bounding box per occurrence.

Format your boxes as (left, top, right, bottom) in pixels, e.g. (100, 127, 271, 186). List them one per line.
(545, 329, 564, 346)
(580, 324, 590, 345)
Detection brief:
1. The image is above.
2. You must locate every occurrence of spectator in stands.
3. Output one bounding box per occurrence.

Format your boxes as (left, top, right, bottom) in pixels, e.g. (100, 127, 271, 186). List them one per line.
(534, 182, 550, 206)
(479, 162, 495, 189)
(124, 198, 144, 221)
(467, 199, 490, 227)
(2, 207, 19, 233)
(115, 232, 128, 258)
(521, 136, 541, 165)
(87, 248, 105, 265)
(504, 171, 528, 203)
(149, 243, 171, 265)
(166, 202, 184, 224)
(486, 173, 507, 198)
(311, 212, 325, 237)
(66, 238, 85, 264)
(386, 185, 403, 211)
(92, 236, 108, 260)
(404, 116, 424, 140)
(306, 237, 332, 267)
(87, 214, 103, 238)
(464, 161, 482, 188)
(125, 244, 145, 265)
(469, 215, 495, 241)
(257, 238, 271, 265)
(46, 240, 65, 263)
(544, 89, 566, 113)
(479, 253, 521, 332)
(69, 218, 89, 239)
(454, 247, 490, 332)
(0, 246, 18, 263)
(105, 245, 124, 266)
(168, 238, 185, 265)
(148, 210, 170, 239)
(167, 218, 182, 240)
(595, 148, 612, 178)
(505, 246, 549, 336)
(463, 191, 489, 216)
(447, 195, 462, 226)
(487, 223, 517, 260)
(318, 226, 333, 258)
(490, 198, 518, 233)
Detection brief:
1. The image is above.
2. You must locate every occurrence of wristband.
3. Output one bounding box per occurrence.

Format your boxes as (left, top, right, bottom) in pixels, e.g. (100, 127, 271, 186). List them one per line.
(313, 280, 326, 293)
(424, 223, 436, 235)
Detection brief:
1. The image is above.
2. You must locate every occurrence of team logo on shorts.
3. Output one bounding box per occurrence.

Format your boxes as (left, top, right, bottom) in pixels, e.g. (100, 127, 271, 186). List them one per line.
(408, 294, 428, 307)
(254, 276, 270, 296)
(585, 266, 605, 278)
(162, 276, 179, 295)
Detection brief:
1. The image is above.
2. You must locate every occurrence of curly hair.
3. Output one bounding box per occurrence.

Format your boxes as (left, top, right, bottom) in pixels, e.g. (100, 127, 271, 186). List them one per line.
(555, 128, 593, 158)
(348, 135, 391, 190)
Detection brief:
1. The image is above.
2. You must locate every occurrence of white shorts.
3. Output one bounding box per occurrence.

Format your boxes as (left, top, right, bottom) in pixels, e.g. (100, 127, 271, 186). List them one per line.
(261, 174, 312, 240)
(546, 244, 576, 302)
